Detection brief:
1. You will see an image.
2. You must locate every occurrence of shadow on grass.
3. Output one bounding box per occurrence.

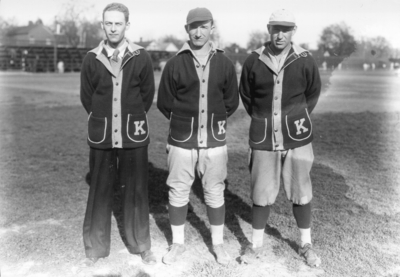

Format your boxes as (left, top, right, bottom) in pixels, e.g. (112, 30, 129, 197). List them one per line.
(146, 163, 212, 247)
(86, 146, 360, 271)
(92, 162, 211, 248)
(189, 150, 357, 259)
(191, 169, 299, 254)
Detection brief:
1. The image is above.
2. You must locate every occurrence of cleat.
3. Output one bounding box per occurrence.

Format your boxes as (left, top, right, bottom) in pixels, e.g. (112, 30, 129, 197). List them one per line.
(212, 244, 231, 265)
(82, 257, 99, 267)
(299, 243, 321, 267)
(140, 249, 157, 265)
(240, 245, 264, 264)
(162, 243, 186, 264)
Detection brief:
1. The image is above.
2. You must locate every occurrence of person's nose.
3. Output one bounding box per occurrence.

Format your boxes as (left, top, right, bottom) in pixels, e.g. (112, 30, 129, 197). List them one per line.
(277, 31, 283, 39)
(195, 28, 201, 37)
(111, 24, 116, 32)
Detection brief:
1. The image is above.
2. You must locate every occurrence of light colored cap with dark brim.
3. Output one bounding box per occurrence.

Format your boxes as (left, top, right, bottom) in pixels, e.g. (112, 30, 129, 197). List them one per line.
(269, 9, 296, 26)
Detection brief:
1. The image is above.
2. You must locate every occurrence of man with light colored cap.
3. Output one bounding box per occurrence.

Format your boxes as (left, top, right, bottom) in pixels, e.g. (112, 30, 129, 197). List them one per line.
(157, 7, 239, 265)
(239, 9, 322, 267)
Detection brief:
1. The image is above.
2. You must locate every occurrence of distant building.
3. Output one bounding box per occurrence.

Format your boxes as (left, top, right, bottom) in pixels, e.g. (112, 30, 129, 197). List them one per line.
(2, 22, 55, 47)
(135, 39, 178, 53)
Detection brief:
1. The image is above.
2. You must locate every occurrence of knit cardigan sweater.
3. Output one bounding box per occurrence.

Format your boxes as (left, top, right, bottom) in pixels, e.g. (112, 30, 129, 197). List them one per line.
(157, 46, 239, 149)
(80, 40, 155, 149)
(239, 43, 321, 151)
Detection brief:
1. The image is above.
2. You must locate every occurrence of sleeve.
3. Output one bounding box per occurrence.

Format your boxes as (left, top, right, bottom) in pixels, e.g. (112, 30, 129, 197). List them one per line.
(305, 57, 321, 114)
(139, 51, 156, 113)
(223, 59, 239, 117)
(239, 55, 254, 115)
(157, 59, 176, 119)
(80, 54, 94, 114)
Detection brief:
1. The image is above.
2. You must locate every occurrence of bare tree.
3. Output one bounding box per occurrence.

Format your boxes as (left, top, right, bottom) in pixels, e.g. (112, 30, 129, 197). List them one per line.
(355, 36, 392, 59)
(55, 0, 97, 47)
(318, 22, 356, 57)
(0, 16, 19, 39)
(247, 31, 270, 51)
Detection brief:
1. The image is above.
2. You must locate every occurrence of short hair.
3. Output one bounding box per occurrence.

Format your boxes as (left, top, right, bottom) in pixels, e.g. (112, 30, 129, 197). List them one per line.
(103, 3, 129, 22)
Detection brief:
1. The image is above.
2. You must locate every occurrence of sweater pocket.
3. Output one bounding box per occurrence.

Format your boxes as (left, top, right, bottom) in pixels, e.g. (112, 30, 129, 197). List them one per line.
(169, 113, 194, 143)
(249, 116, 267, 144)
(285, 108, 312, 141)
(88, 113, 107, 144)
(127, 112, 149, 142)
(211, 113, 227, 141)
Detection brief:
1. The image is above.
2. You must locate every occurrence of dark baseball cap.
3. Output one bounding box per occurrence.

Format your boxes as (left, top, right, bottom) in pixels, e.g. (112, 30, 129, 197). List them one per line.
(186, 7, 213, 25)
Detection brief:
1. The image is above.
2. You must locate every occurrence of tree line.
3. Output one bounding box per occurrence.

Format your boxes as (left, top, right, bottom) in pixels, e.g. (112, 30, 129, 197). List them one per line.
(0, 3, 398, 62)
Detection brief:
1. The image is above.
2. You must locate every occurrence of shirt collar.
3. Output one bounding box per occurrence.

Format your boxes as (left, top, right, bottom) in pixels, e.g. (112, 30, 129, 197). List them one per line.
(104, 39, 128, 58)
(176, 40, 223, 56)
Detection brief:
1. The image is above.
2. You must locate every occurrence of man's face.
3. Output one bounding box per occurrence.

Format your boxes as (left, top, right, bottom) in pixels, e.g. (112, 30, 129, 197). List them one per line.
(185, 20, 214, 50)
(268, 24, 296, 52)
(101, 10, 130, 48)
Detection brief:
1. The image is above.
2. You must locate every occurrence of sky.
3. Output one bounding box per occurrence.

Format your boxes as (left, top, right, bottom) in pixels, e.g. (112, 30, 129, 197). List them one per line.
(1, 0, 400, 49)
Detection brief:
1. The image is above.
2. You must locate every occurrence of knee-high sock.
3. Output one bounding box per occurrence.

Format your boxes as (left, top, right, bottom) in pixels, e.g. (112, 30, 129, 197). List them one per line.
(292, 202, 311, 229)
(293, 202, 312, 247)
(207, 204, 225, 245)
(169, 203, 188, 244)
(252, 204, 270, 248)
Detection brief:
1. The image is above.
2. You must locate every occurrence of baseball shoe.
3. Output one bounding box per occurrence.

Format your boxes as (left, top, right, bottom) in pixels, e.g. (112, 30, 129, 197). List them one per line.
(82, 257, 99, 267)
(140, 249, 157, 265)
(162, 243, 186, 264)
(299, 243, 321, 267)
(212, 244, 231, 265)
(240, 245, 264, 264)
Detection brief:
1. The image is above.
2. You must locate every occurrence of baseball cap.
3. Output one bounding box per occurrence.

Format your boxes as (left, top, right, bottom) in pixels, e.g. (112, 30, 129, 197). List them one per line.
(268, 9, 296, 27)
(186, 7, 213, 25)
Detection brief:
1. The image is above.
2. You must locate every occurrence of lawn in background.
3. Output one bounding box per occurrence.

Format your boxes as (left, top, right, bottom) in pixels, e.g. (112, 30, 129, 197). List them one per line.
(0, 70, 399, 277)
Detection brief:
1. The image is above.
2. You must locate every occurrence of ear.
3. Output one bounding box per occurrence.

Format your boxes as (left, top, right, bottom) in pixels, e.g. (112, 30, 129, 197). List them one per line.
(210, 24, 215, 35)
(266, 24, 271, 34)
(126, 21, 131, 30)
(184, 24, 189, 34)
(292, 26, 297, 36)
(101, 22, 105, 30)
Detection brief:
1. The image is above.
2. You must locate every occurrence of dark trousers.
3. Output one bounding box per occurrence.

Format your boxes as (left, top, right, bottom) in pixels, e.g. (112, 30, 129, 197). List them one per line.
(83, 146, 150, 258)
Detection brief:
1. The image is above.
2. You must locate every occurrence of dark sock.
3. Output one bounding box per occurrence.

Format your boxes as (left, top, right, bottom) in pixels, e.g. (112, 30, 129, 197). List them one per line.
(292, 202, 311, 229)
(252, 204, 270, 230)
(206, 204, 225, 226)
(168, 203, 188, 226)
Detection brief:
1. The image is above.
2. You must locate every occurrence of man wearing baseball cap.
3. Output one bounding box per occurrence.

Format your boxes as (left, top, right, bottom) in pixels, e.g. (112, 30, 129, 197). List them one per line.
(157, 7, 239, 265)
(239, 9, 322, 267)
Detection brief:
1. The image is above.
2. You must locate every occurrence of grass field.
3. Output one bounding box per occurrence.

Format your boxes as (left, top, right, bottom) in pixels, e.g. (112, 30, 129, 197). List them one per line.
(0, 69, 399, 277)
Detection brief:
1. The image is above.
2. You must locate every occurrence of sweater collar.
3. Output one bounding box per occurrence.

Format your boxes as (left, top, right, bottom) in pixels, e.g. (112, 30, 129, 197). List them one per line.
(89, 39, 144, 77)
(176, 41, 223, 56)
(90, 39, 144, 57)
(253, 43, 309, 74)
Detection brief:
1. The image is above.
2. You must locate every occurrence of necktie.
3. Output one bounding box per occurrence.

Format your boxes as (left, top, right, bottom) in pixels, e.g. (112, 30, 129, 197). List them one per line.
(112, 49, 120, 62)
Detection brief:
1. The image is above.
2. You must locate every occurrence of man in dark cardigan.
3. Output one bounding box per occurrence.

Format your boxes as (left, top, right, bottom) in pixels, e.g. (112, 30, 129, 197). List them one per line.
(80, 2, 156, 266)
(239, 9, 322, 267)
(157, 7, 239, 265)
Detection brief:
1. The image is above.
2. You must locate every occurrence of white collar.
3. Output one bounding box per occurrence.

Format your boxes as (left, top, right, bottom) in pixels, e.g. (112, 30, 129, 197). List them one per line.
(104, 40, 128, 58)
